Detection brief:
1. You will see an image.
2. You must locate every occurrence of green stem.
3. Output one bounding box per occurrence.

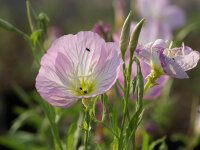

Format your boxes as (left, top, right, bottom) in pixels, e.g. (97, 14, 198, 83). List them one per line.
(118, 56, 133, 149)
(101, 122, 119, 138)
(118, 63, 127, 150)
(144, 80, 151, 94)
(84, 109, 90, 150)
(26, 0, 34, 32)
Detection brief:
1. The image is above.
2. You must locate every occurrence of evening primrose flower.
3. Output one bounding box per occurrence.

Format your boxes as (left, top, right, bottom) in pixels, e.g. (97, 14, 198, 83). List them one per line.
(135, 39, 200, 79)
(117, 58, 168, 99)
(137, 0, 185, 30)
(36, 31, 122, 108)
(113, 25, 169, 99)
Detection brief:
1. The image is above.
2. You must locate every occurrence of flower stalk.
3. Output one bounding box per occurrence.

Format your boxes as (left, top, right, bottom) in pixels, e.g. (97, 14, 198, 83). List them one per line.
(118, 16, 145, 150)
(144, 69, 162, 93)
(84, 109, 90, 150)
(82, 98, 92, 150)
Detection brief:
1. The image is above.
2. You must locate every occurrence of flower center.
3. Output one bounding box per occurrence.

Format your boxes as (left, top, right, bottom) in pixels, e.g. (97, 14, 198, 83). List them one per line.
(71, 76, 96, 96)
(163, 42, 185, 58)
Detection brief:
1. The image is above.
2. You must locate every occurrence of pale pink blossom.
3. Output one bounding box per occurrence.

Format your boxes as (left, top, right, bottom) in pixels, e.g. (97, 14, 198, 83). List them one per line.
(117, 57, 168, 99)
(36, 31, 122, 108)
(113, 25, 169, 99)
(137, 0, 185, 30)
(136, 39, 200, 78)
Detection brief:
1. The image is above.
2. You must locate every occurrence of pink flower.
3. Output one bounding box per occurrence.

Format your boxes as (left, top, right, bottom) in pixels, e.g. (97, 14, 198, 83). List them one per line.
(113, 0, 127, 30)
(36, 31, 122, 108)
(118, 57, 168, 99)
(137, 0, 185, 30)
(136, 39, 200, 78)
(113, 25, 169, 99)
(130, 22, 172, 44)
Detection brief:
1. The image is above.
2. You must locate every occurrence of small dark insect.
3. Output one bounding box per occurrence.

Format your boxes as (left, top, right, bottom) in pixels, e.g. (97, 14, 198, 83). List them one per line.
(80, 87, 83, 90)
(84, 91, 87, 94)
(172, 58, 175, 61)
(86, 48, 90, 52)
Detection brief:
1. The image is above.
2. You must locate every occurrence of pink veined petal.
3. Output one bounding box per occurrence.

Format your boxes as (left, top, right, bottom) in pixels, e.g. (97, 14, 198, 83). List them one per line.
(95, 42, 122, 94)
(173, 46, 195, 55)
(152, 39, 167, 48)
(159, 49, 189, 78)
(162, 6, 186, 30)
(47, 98, 78, 108)
(48, 31, 106, 76)
(151, 39, 168, 69)
(175, 50, 200, 71)
(36, 52, 79, 107)
(135, 42, 153, 65)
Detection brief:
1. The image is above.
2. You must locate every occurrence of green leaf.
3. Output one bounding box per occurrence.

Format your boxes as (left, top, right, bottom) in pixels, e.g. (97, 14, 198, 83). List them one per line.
(132, 77, 137, 96)
(11, 82, 32, 107)
(104, 94, 119, 135)
(32, 92, 63, 150)
(129, 19, 145, 57)
(111, 137, 119, 150)
(120, 11, 132, 61)
(10, 109, 37, 133)
(123, 109, 144, 147)
(66, 124, 77, 150)
(0, 18, 30, 42)
(123, 57, 144, 149)
(159, 142, 168, 150)
(141, 125, 149, 150)
(149, 136, 167, 150)
(0, 132, 47, 150)
(134, 57, 144, 112)
(90, 95, 107, 123)
(30, 29, 42, 47)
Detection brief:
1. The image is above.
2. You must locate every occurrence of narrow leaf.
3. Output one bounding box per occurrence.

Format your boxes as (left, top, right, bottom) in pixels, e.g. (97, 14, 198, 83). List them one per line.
(33, 92, 63, 150)
(0, 18, 30, 42)
(66, 124, 77, 150)
(149, 136, 167, 150)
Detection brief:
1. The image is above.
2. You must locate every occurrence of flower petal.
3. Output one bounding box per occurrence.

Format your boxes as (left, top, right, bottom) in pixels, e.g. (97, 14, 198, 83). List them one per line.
(159, 49, 189, 78)
(150, 39, 168, 69)
(175, 50, 200, 71)
(135, 42, 153, 65)
(36, 52, 79, 107)
(95, 42, 122, 94)
(48, 31, 106, 76)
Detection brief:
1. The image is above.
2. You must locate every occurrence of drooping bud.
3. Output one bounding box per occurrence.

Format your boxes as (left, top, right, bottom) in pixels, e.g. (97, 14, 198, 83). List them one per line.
(120, 11, 132, 61)
(0, 18, 30, 42)
(92, 23, 110, 41)
(38, 12, 50, 35)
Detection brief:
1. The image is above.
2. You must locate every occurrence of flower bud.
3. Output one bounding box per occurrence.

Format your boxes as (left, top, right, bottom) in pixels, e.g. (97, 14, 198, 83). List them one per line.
(120, 11, 132, 61)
